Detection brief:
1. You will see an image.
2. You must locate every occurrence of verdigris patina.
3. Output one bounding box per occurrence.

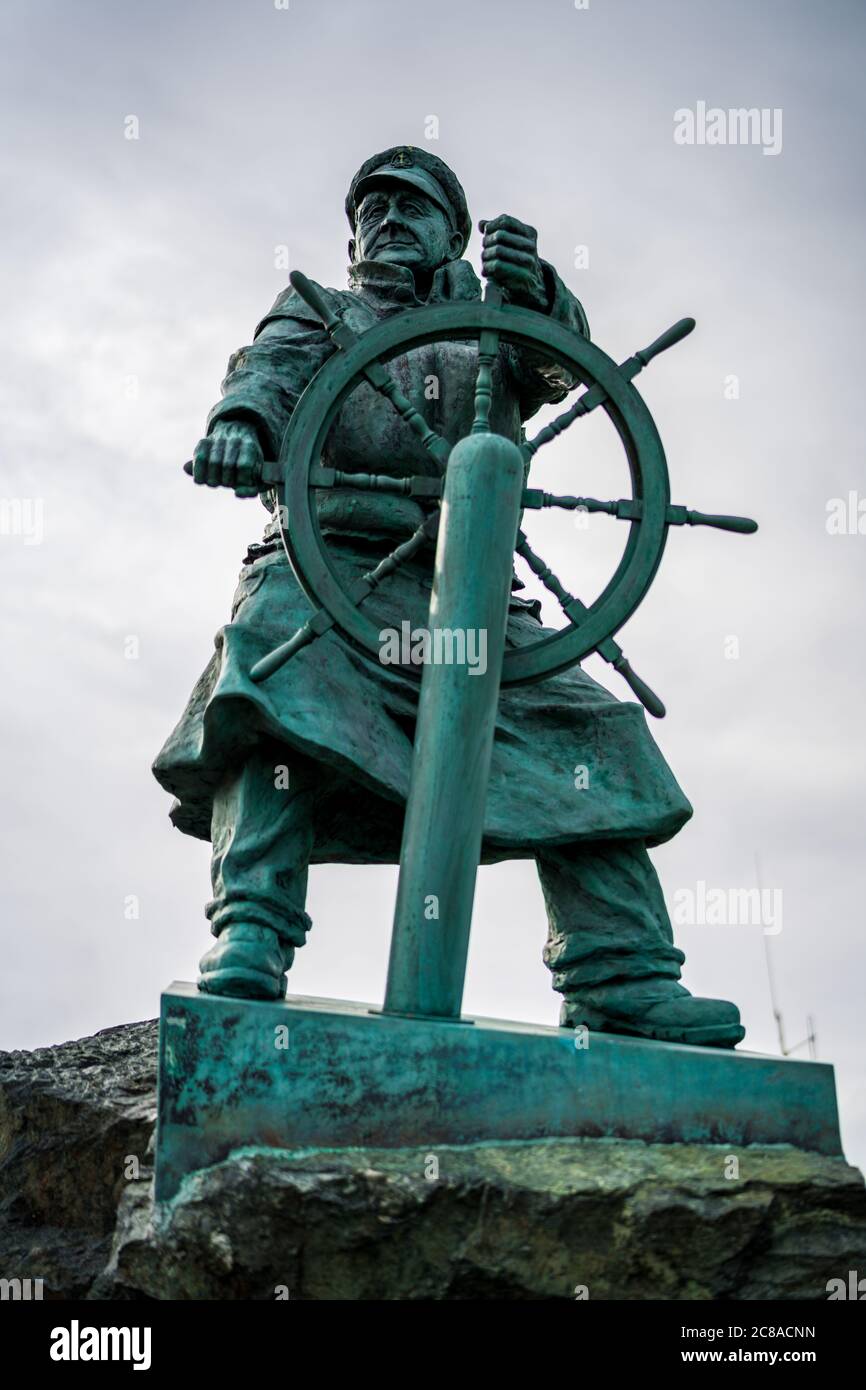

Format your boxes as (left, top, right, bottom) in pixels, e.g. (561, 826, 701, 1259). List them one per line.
(153, 144, 748, 1046)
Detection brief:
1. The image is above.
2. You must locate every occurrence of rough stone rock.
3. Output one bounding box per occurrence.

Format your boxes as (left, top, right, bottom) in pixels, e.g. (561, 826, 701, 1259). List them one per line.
(101, 1139, 866, 1301)
(2, 1019, 865, 1300)
(0, 1020, 157, 1299)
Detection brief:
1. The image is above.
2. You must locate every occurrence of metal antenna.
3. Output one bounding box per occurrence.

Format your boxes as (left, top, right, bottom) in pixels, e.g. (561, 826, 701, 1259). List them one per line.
(758, 853, 817, 1058)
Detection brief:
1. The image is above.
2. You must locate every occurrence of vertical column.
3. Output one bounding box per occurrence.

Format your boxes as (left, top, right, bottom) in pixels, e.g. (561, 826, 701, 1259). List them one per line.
(382, 431, 526, 1019)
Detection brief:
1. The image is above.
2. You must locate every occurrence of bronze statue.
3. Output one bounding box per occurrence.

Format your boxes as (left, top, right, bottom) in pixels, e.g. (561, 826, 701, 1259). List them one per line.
(153, 145, 747, 1047)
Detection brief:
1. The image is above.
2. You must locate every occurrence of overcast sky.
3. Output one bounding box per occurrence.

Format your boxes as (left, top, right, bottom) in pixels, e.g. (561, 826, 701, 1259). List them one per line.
(2, 0, 865, 1169)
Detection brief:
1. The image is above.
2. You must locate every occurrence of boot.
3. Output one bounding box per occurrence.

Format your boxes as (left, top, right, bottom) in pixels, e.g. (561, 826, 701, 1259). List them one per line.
(537, 841, 746, 1050)
(560, 979, 745, 1048)
(198, 923, 293, 1001)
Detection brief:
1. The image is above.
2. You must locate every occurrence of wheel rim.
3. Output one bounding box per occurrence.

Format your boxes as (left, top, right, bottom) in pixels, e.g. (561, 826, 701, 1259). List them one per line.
(279, 301, 670, 688)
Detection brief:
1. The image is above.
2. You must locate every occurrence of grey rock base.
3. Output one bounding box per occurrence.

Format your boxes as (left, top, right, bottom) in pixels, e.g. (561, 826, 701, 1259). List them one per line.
(2, 1020, 865, 1300)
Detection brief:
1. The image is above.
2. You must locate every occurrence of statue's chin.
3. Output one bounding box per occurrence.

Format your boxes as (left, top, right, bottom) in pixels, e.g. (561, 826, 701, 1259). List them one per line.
(371, 249, 423, 267)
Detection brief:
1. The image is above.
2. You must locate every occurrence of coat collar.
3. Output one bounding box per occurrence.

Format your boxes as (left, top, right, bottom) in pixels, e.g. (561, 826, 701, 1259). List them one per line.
(346, 257, 481, 307)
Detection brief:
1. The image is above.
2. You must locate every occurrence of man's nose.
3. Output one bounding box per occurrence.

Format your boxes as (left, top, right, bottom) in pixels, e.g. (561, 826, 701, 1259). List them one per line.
(380, 199, 409, 230)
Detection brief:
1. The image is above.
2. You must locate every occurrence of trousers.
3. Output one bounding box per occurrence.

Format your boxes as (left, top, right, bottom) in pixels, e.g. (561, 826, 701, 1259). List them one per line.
(205, 743, 685, 1002)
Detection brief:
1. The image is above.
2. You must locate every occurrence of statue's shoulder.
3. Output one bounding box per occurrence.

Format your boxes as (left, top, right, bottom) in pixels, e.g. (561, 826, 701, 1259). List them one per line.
(254, 281, 354, 339)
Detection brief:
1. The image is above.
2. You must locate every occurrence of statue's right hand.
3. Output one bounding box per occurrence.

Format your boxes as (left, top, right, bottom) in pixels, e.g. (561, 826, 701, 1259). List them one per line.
(190, 421, 263, 497)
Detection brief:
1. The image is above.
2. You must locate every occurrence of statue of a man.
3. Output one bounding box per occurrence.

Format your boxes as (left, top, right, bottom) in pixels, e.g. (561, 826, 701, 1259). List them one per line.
(153, 145, 744, 1048)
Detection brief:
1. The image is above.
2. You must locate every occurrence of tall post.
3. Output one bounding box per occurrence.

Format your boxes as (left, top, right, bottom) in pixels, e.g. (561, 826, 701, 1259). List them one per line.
(382, 431, 526, 1019)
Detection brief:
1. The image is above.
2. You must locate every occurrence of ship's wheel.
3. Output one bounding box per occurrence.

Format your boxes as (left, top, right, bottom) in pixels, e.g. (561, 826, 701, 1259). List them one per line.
(195, 270, 757, 715)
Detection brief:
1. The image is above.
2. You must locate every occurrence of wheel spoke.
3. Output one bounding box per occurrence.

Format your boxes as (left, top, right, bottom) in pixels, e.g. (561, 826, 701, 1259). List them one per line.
(288, 269, 451, 467)
(523, 391, 593, 459)
(310, 466, 443, 499)
(471, 283, 504, 434)
(595, 636, 666, 718)
(514, 531, 665, 716)
(363, 362, 451, 465)
(249, 607, 335, 682)
(470, 334, 499, 434)
(514, 530, 578, 609)
(356, 512, 440, 593)
(518, 489, 757, 536)
(666, 504, 757, 534)
(522, 489, 642, 518)
(524, 316, 696, 459)
(250, 512, 440, 684)
(471, 333, 500, 435)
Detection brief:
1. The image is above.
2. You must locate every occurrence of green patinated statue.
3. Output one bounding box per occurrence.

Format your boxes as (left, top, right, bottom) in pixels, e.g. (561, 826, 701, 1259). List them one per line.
(153, 145, 745, 1048)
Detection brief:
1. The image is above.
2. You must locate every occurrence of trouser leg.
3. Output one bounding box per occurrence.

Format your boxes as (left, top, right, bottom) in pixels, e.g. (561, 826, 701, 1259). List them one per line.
(206, 744, 314, 950)
(199, 743, 316, 999)
(538, 839, 684, 997)
(536, 840, 744, 1047)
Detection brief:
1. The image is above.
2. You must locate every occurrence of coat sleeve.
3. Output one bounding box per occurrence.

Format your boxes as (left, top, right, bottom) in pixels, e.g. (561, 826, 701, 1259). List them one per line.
(205, 287, 337, 457)
(503, 259, 590, 423)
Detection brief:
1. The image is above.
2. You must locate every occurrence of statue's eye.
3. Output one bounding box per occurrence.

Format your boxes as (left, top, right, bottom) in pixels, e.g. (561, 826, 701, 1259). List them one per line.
(360, 199, 386, 223)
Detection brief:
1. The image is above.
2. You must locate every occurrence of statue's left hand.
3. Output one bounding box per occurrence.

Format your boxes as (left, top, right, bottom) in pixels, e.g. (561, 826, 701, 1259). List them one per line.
(480, 214, 549, 311)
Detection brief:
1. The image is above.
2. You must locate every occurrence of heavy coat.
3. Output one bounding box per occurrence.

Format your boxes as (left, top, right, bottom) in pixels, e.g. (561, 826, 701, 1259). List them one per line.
(152, 258, 692, 860)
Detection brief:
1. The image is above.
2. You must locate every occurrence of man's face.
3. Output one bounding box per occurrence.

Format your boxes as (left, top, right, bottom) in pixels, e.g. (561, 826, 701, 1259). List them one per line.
(352, 183, 461, 273)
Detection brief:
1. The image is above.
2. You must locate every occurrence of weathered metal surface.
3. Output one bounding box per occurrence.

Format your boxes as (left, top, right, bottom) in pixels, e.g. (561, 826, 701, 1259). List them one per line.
(154, 983, 843, 1201)
(384, 431, 525, 1019)
(155, 145, 758, 1048)
(270, 295, 675, 690)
